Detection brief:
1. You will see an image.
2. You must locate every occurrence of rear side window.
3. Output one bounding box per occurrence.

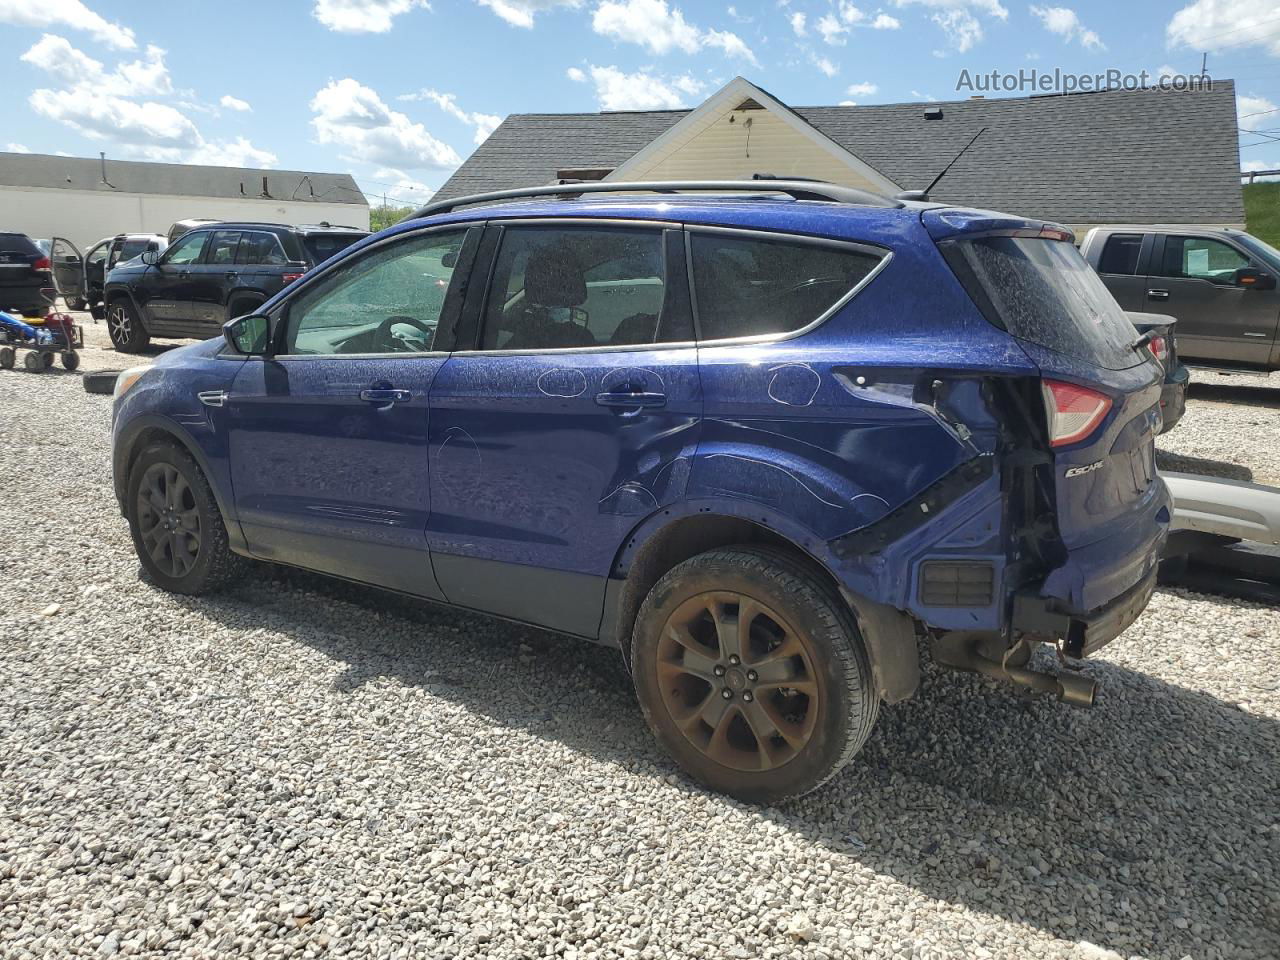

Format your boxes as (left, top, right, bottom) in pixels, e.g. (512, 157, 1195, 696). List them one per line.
(1158, 236, 1249, 285)
(942, 236, 1140, 370)
(0, 233, 40, 257)
(237, 231, 289, 266)
(1097, 234, 1143, 275)
(302, 232, 366, 265)
(689, 232, 882, 341)
(481, 226, 681, 350)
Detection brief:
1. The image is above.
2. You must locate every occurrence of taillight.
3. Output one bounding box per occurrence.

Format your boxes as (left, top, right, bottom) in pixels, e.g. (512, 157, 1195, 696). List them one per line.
(282, 272, 304, 284)
(1041, 379, 1112, 448)
(33, 256, 50, 271)
(1146, 334, 1167, 364)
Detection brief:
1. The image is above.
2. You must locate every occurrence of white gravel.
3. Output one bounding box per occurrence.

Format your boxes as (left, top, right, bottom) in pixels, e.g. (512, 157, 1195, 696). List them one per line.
(1157, 369, 1280, 485)
(1, 319, 1278, 959)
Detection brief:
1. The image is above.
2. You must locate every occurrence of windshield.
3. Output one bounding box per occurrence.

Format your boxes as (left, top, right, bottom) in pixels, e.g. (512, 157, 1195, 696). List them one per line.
(1237, 233, 1280, 273)
(942, 235, 1143, 370)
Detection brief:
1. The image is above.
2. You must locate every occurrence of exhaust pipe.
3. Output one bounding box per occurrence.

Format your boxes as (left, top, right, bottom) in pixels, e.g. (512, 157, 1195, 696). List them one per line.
(951, 642, 1097, 707)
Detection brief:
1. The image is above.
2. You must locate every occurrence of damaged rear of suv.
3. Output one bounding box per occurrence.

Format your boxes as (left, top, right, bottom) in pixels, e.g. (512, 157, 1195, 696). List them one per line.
(109, 181, 1169, 804)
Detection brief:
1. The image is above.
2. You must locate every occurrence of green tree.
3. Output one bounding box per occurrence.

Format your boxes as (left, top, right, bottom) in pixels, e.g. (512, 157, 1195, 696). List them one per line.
(370, 205, 415, 233)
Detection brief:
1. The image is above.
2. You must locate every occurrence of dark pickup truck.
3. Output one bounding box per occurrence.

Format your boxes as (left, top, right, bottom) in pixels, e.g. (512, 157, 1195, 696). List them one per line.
(1081, 225, 1280, 372)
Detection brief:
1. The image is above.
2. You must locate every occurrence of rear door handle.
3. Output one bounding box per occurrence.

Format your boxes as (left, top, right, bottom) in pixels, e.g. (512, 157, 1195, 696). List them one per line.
(1147, 288, 1169, 299)
(359, 388, 411, 404)
(595, 390, 666, 408)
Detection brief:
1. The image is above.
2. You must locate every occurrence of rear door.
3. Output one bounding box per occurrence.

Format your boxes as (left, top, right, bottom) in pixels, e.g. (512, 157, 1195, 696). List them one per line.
(49, 237, 86, 305)
(226, 225, 479, 599)
(1148, 234, 1280, 365)
(1092, 232, 1150, 311)
(426, 221, 701, 637)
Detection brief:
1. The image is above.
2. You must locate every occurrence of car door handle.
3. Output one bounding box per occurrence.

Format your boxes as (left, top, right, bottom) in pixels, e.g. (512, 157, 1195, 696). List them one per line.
(359, 388, 411, 404)
(225, 271, 238, 280)
(595, 390, 666, 408)
(1243, 332, 1269, 338)
(1147, 288, 1170, 299)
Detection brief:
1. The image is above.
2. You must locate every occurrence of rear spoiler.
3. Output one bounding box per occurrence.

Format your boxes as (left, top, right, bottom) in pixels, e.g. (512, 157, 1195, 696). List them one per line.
(1124, 311, 1177, 333)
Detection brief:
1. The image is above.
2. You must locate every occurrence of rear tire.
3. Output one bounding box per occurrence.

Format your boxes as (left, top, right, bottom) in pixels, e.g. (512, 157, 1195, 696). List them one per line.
(0, 347, 13, 370)
(126, 442, 247, 595)
(107, 299, 150, 353)
(23, 352, 44, 373)
(631, 546, 878, 804)
(61, 352, 80, 371)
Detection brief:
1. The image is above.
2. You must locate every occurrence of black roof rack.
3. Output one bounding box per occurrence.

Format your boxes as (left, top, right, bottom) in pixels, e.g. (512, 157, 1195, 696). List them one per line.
(410, 179, 902, 220)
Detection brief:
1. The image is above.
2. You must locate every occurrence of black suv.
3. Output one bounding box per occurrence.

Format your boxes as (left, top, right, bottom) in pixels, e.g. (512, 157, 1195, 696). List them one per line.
(0, 232, 55, 317)
(102, 222, 368, 352)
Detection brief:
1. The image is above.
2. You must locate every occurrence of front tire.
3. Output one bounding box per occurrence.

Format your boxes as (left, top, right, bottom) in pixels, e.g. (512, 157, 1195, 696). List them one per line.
(631, 546, 878, 804)
(0, 347, 13, 369)
(107, 299, 150, 353)
(126, 442, 247, 595)
(23, 351, 45, 373)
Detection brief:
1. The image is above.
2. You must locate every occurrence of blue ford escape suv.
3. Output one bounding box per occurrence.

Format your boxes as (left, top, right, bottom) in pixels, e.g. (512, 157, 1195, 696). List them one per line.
(111, 180, 1170, 803)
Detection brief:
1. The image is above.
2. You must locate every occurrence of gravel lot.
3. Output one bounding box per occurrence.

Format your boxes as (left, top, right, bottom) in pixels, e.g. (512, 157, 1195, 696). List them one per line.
(2, 320, 1278, 960)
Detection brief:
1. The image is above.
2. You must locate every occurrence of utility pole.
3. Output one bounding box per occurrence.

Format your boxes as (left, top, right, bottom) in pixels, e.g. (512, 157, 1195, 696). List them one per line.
(1200, 52, 1208, 77)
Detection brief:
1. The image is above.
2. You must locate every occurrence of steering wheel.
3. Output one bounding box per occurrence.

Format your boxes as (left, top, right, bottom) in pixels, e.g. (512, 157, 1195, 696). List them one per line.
(375, 314, 434, 352)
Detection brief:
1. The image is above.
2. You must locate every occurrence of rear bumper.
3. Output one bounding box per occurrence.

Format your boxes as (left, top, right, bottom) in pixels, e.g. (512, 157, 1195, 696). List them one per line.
(1158, 364, 1189, 434)
(1013, 566, 1157, 658)
(0, 285, 55, 312)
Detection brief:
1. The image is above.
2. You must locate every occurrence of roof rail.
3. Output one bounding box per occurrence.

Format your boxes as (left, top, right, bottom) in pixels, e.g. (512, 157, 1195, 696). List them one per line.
(410, 179, 902, 219)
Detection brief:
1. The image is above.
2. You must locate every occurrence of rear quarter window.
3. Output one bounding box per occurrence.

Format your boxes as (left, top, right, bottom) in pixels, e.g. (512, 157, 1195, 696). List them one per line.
(689, 231, 883, 341)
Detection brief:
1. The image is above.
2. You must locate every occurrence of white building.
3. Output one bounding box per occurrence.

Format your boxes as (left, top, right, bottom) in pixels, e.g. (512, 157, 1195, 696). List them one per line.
(0, 152, 370, 249)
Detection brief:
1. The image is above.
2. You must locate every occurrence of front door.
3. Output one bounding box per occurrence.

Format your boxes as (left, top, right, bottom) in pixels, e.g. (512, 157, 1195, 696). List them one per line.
(427, 222, 701, 637)
(188, 230, 242, 326)
(225, 226, 477, 599)
(142, 229, 208, 325)
(1148, 234, 1280, 365)
(49, 237, 86, 306)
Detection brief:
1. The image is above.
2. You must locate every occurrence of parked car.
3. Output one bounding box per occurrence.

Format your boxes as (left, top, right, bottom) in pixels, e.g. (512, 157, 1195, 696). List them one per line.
(111, 181, 1171, 802)
(1082, 225, 1280, 371)
(1125, 311, 1188, 433)
(0, 231, 55, 317)
(167, 218, 220, 245)
(49, 233, 168, 314)
(102, 221, 368, 352)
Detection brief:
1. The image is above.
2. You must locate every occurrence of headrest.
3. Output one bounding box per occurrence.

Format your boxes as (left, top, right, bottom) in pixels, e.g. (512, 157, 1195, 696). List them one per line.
(524, 243, 586, 308)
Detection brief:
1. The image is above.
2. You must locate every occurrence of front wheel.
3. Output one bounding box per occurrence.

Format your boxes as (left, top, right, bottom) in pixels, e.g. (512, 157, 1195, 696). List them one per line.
(61, 352, 80, 371)
(631, 546, 878, 804)
(107, 300, 150, 353)
(126, 442, 247, 595)
(23, 351, 45, 373)
(0, 347, 13, 369)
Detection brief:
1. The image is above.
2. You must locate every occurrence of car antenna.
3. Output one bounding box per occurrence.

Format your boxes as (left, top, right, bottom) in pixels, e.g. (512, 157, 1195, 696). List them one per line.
(895, 126, 986, 202)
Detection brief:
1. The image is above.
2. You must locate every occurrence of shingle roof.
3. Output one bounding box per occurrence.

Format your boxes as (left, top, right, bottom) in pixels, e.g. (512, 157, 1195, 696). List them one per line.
(0, 152, 367, 205)
(436, 82, 1244, 225)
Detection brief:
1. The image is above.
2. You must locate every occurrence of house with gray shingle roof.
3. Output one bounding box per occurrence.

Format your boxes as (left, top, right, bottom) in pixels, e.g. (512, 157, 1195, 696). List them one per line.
(436, 77, 1245, 232)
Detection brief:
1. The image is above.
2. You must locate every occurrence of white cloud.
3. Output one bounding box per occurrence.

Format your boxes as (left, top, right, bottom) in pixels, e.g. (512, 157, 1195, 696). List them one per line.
(567, 66, 587, 82)
(312, 0, 429, 33)
(894, 0, 1008, 51)
(568, 63, 705, 110)
(0, 0, 135, 49)
(30, 88, 201, 149)
(220, 94, 252, 112)
(475, 0, 580, 27)
(846, 81, 878, 96)
(816, 2, 897, 42)
(911, 88, 938, 100)
(895, 0, 1008, 15)
(1239, 94, 1278, 132)
(400, 88, 502, 144)
(817, 13, 846, 44)
(21, 35, 172, 98)
(812, 54, 838, 77)
(1167, 0, 1280, 57)
(369, 167, 437, 203)
(790, 10, 806, 34)
(839, 100, 858, 106)
(1243, 160, 1280, 182)
(592, 0, 757, 62)
(1029, 5, 1104, 50)
(871, 12, 900, 27)
(310, 78, 461, 170)
(185, 137, 278, 168)
(6, 143, 32, 153)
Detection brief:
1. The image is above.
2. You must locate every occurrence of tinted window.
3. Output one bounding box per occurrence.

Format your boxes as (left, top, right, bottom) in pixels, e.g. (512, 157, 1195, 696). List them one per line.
(689, 232, 881, 340)
(163, 231, 208, 265)
(1097, 234, 1143, 275)
(206, 231, 242, 265)
(481, 226, 676, 350)
(1159, 236, 1249, 285)
(284, 230, 465, 356)
(0, 233, 40, 257)
(237, 231, 289, 266)
(302, 232, 366, 265)
(943, 236, 1140, 370)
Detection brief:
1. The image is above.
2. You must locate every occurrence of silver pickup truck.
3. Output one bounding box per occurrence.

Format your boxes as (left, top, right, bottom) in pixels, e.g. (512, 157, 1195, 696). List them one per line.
(1081, 225, 1280, 372)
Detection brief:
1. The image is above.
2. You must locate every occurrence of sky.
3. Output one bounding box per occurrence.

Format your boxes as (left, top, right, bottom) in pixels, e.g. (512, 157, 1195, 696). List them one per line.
(1, 0, 1278, 206)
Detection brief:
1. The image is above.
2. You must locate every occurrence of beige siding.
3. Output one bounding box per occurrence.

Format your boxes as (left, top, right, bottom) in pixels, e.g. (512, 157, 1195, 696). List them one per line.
(618, 109, 885, 191)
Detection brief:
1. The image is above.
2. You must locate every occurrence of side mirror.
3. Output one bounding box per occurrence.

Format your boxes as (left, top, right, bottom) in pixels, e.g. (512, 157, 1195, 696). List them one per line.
(1235, 267, 1276, 291)
(140, 250, 160, 266)
(223, 313, 272, 356)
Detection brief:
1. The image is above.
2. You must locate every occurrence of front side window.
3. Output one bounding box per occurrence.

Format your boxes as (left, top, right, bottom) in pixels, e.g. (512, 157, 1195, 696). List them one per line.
(86, 242, 109, 268)
(689, 232, 882, 341)
(481, 226, 674, 350)
(237, 231, 289, 266)
(283, 230, 466, 356)
(163, 231, 208, 266)
(206, 231, 242, 265)
(1159, 236, 1249, 284)
(1097, 234, 1143, 275)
